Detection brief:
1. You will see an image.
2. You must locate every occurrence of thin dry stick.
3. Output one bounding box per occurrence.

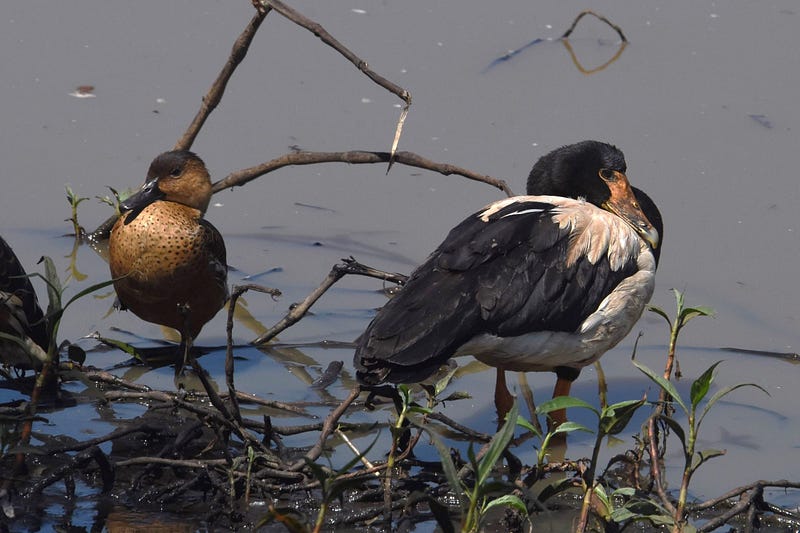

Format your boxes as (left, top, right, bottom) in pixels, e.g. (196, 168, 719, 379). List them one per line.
(174, 8, 271, 151)
(427, 412, 492, 442)
(516, 372, 543, 435)
(695, 488, 761, 533)
(229, 390, 311, 416)
(646, 416, 677, 514)
(290, 386, 361, 472)
(213, 150, 515, 197)
(225, 284, 282, 423)
(560, 10, 628, 42)
(261, 0, 410, 105)
(252, 257, 408, 345)
(259, 0, 412, 167)
(335, 428, 378, 472)
(691, 479, 800, 512)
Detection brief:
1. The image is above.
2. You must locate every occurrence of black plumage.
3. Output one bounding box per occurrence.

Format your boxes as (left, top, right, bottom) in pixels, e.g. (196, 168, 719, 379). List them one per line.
(0, 235, 49, 371)
(354, 141, 662, 419)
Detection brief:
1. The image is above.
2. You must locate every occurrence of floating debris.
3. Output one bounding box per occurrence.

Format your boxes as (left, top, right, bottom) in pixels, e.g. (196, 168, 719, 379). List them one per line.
(69, 85, 96, 98)
(310, 360, 344, 389)
(749, 114, 773, 129)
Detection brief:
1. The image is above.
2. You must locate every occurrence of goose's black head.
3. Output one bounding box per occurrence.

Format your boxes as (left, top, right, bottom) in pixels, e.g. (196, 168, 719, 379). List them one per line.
(527, 140, 660, 252)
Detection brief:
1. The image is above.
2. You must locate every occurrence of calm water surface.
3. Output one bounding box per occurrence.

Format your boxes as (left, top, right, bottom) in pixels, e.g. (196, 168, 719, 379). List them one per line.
(1, 0, 798, 528)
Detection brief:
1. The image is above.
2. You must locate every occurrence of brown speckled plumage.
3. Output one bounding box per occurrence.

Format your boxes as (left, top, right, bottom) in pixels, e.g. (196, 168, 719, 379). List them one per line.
(109, 151, 228, 340)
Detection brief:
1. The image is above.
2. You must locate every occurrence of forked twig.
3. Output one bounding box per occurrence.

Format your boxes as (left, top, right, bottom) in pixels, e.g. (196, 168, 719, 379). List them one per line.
(225, 284, 282, 423)
(290, 386, 361, 471)
(251, 257, 408, 346)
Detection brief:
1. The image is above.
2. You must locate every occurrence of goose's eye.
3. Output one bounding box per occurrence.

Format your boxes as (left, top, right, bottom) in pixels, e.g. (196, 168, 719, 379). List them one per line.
(169, 166, 182, 177)
(599, 168, 615, 181)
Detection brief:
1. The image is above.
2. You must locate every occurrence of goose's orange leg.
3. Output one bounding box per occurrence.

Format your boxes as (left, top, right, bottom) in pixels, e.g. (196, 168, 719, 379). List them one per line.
(495, 368, 514, 428)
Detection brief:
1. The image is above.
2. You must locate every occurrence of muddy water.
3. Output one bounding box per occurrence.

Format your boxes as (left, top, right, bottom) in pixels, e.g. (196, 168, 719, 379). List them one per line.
(1, 0, 798, 527)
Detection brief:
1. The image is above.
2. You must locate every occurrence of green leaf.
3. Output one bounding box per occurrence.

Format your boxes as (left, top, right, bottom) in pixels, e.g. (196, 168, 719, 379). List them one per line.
(612, 500, 676, 526)
(600, 398, 646, 436)
(550, 421, 593, 436)
(397, 383, 412, 406)
(482, 494, 527, 515)
(672, 288, 685, 312)
(690, 361, 722, 409)
(536, 477, 578, 503)
(610, 507, 637, 523)
(593, 483, 611, 519)
(433, 365, 459, 396)
(62, 278, 117, 313)
(678, 305, 715, 327)
(409, 419, 465, 509)
(536, 395, 598, 417)
(612, 487, 636, 497)
(646, 304, 672, 328)
(476, 400, 518, 487)
(515, 416, 542, 439)
(697, 382, 770, 429)
(632, 359, 688, 415)
(691, 448, 726, 470)
(441, 391, 472, 402)
(657, 415, 688, 456)
(407, 404, 434, 416)
(37, 256, 62, 317)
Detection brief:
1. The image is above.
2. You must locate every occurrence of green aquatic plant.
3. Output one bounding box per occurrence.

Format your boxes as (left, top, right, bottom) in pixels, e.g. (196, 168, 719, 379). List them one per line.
(624, 289, 767, 531)
(634, 359, 768, 531)
(517, 394, 647, 531)
(417, 399, 526, 533)
(64, 185, 89, 238)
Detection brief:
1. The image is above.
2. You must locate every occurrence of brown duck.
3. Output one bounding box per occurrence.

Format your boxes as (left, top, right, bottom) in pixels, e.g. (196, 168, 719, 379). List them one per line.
(109, 151, 228, 357)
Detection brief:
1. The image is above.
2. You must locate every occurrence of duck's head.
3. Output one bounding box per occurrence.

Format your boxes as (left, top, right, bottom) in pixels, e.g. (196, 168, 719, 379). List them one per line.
(526, 140, 660, 250)
(121, 151, 213, 225)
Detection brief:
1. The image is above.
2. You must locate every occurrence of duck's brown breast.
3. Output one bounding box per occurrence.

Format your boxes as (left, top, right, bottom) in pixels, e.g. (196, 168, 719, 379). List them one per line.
(109, 201, 228, 338)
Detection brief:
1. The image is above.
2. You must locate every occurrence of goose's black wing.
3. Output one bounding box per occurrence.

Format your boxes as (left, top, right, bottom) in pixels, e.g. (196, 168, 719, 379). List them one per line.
(354, 197, 641, 385)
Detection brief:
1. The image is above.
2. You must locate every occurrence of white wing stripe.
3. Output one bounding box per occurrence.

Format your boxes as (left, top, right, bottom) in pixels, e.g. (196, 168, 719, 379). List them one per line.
(499, 208, 544, 219)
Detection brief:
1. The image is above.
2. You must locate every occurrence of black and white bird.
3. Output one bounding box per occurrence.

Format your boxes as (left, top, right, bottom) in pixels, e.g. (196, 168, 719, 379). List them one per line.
(354, 140, 662, 424)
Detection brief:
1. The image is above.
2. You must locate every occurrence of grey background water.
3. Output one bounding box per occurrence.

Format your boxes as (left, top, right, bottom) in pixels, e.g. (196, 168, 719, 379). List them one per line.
(1, 0, 798, 527)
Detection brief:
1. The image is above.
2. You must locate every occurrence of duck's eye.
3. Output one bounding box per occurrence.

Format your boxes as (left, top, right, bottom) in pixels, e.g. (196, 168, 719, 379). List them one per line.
(599, 168, 615, 181)
(169, 166, 182, 177)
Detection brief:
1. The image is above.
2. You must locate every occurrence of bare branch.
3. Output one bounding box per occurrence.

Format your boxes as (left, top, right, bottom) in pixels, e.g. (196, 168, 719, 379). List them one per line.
(251, 257, 407, 346)
(174, 9, 271, 151)
(260, 0, 410, 105)
(289, 386, 361, 472)
(213, 150, 515, 197)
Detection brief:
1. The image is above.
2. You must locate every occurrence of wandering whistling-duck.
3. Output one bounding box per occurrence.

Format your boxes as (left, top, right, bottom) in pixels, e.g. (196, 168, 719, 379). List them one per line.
(354, 140, 662, 425)
(109, 151, 228, 366)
